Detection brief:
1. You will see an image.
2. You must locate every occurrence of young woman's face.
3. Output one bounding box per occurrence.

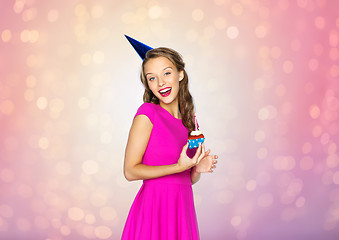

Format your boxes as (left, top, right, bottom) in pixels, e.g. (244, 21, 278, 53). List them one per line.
(144, 56, 184, 105)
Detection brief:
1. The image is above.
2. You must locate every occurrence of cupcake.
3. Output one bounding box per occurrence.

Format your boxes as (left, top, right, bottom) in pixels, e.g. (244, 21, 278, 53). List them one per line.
(188, 130, 205, 149)
(188, 113, 205, 149)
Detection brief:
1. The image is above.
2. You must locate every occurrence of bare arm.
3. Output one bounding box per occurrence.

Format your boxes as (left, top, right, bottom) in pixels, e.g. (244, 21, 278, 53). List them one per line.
(191, 167, 201, 185)
(123, 115, 204, 181)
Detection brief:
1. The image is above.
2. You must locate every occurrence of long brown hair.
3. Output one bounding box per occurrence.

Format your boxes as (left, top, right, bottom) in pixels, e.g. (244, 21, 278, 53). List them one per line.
(140, 47, 195, 132)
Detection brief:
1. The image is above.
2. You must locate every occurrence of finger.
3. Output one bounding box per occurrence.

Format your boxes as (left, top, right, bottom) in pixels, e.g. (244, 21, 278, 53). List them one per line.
(197, 145, 205, 164)
(197, 151, 205, 164)
(181, 143, 189, 157)
(196, 143, 202, 155)
(201, 144, 206, 154)
(193, 143, 202, 159)
(213, 160, 218, 164)
(205, 149, 211, 156)
(214, 155, 218, 159)
(197, 144, 205, 160)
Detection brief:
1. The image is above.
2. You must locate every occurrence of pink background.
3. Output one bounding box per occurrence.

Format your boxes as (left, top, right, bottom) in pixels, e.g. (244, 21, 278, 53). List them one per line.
(1, 0, 339, 239)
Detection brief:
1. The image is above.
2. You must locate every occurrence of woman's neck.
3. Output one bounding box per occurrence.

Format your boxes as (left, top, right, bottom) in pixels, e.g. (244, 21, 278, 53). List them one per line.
(159, 98, 181, 119)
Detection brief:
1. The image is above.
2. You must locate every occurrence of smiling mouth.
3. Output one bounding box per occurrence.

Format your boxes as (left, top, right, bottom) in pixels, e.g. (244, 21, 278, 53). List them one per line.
(159, 87, 172, 97)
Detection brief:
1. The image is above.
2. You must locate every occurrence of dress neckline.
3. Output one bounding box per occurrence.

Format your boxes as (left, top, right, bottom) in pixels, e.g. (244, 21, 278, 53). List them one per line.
(155, 104, 182, 121)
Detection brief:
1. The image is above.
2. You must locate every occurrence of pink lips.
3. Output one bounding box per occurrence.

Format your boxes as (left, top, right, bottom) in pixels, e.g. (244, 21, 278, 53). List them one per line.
(159, 87, 172, 97)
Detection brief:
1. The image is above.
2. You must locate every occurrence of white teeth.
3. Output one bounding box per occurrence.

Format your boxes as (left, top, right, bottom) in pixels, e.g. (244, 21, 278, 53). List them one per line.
(159, 88, 171, 94)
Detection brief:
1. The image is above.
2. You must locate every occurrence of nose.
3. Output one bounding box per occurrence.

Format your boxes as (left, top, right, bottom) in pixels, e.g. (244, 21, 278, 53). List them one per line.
(158, 77, 165, 87)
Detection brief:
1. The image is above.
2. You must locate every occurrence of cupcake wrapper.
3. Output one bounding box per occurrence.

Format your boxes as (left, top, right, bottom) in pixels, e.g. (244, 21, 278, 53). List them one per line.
(188, 137, 205, 149)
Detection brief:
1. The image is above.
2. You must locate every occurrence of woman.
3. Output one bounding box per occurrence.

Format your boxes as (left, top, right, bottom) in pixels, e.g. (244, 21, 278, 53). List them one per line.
(122, 46, 218, 240)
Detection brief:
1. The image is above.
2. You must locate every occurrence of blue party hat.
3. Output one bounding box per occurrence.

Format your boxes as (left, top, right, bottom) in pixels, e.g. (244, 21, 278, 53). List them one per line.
(125, 35, 153, 60)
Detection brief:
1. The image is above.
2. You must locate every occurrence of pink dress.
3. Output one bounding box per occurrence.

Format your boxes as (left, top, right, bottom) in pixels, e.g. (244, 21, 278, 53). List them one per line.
(122, 102, 199, 240)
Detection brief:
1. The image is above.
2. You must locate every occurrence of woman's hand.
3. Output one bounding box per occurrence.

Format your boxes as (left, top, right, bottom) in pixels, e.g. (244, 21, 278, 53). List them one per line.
(195, 146, 218, 173)
(177, 142, 205, 171)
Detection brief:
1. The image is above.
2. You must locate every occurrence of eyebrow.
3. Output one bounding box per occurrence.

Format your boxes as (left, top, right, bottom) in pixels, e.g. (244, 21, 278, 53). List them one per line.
(145, 67, 173, 76)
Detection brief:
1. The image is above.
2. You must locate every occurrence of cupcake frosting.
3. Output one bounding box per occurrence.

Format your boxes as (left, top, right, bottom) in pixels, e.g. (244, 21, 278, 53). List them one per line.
(190, 130, 202, 136)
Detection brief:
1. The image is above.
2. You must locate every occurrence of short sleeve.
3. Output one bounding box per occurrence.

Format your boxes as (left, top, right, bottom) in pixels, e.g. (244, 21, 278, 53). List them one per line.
(134, 102, 155, 124)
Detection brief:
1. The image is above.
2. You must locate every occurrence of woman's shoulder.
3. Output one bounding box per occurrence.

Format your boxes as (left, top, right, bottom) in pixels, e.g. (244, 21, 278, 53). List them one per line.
(134, 102, 158, 124)
(139, 102, 157, 108)
(137, 102, 158, 112)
